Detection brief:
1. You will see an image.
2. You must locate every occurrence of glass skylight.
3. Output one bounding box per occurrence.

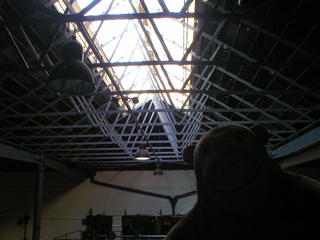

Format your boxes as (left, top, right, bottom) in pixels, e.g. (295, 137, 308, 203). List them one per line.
(55, 0, 195, 109)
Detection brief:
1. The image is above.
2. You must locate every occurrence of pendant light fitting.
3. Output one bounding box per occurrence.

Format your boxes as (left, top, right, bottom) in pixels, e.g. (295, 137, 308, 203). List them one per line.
(135, 142, 151, 161)
(46, 41, 95, 94)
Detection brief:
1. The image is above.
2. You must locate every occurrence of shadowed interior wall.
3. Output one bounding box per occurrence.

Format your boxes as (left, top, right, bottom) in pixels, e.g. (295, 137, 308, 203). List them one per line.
(0, 170, 196, 240)
(1, 161, 319, 240)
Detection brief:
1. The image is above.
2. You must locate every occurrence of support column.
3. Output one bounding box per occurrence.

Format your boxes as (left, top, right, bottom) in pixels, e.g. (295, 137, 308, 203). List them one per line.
(32, 155, 46, 240)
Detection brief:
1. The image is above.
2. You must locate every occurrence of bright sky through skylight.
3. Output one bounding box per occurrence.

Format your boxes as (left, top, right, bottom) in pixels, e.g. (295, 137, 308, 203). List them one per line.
(69, 0, 195, 109)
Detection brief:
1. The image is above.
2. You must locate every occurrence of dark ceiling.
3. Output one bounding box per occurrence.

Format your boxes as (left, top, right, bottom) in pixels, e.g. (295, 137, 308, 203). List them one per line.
(0, 0, 319, 173)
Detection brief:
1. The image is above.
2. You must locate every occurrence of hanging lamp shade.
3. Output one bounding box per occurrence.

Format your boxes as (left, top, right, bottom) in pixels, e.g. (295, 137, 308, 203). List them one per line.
(153, 163, 163, 175)
(135, 142, 151, 161)
(46, 41, 95, 94)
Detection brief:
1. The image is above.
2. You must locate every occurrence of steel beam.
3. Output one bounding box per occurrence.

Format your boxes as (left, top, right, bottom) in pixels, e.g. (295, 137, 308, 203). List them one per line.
(2, 12, 317, 28)
(0, 142, 73, 173)
(273, 125, 320, 158)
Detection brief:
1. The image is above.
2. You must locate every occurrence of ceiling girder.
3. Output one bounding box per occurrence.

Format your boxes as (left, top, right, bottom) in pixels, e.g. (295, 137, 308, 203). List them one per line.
(0, 142, 74, 173)
(1, 106, 318, 119)
(274, 125, 320, 158)
(2, 12, 319, 28)
(0, 0, 319, 172)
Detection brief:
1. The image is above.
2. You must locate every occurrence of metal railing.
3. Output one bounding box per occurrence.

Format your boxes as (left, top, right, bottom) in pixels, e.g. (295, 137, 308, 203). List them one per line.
(53, 230, 82, 240)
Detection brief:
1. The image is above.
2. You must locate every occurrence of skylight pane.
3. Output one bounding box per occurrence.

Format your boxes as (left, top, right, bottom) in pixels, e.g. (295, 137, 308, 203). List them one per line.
(73, 0, 195, 109)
